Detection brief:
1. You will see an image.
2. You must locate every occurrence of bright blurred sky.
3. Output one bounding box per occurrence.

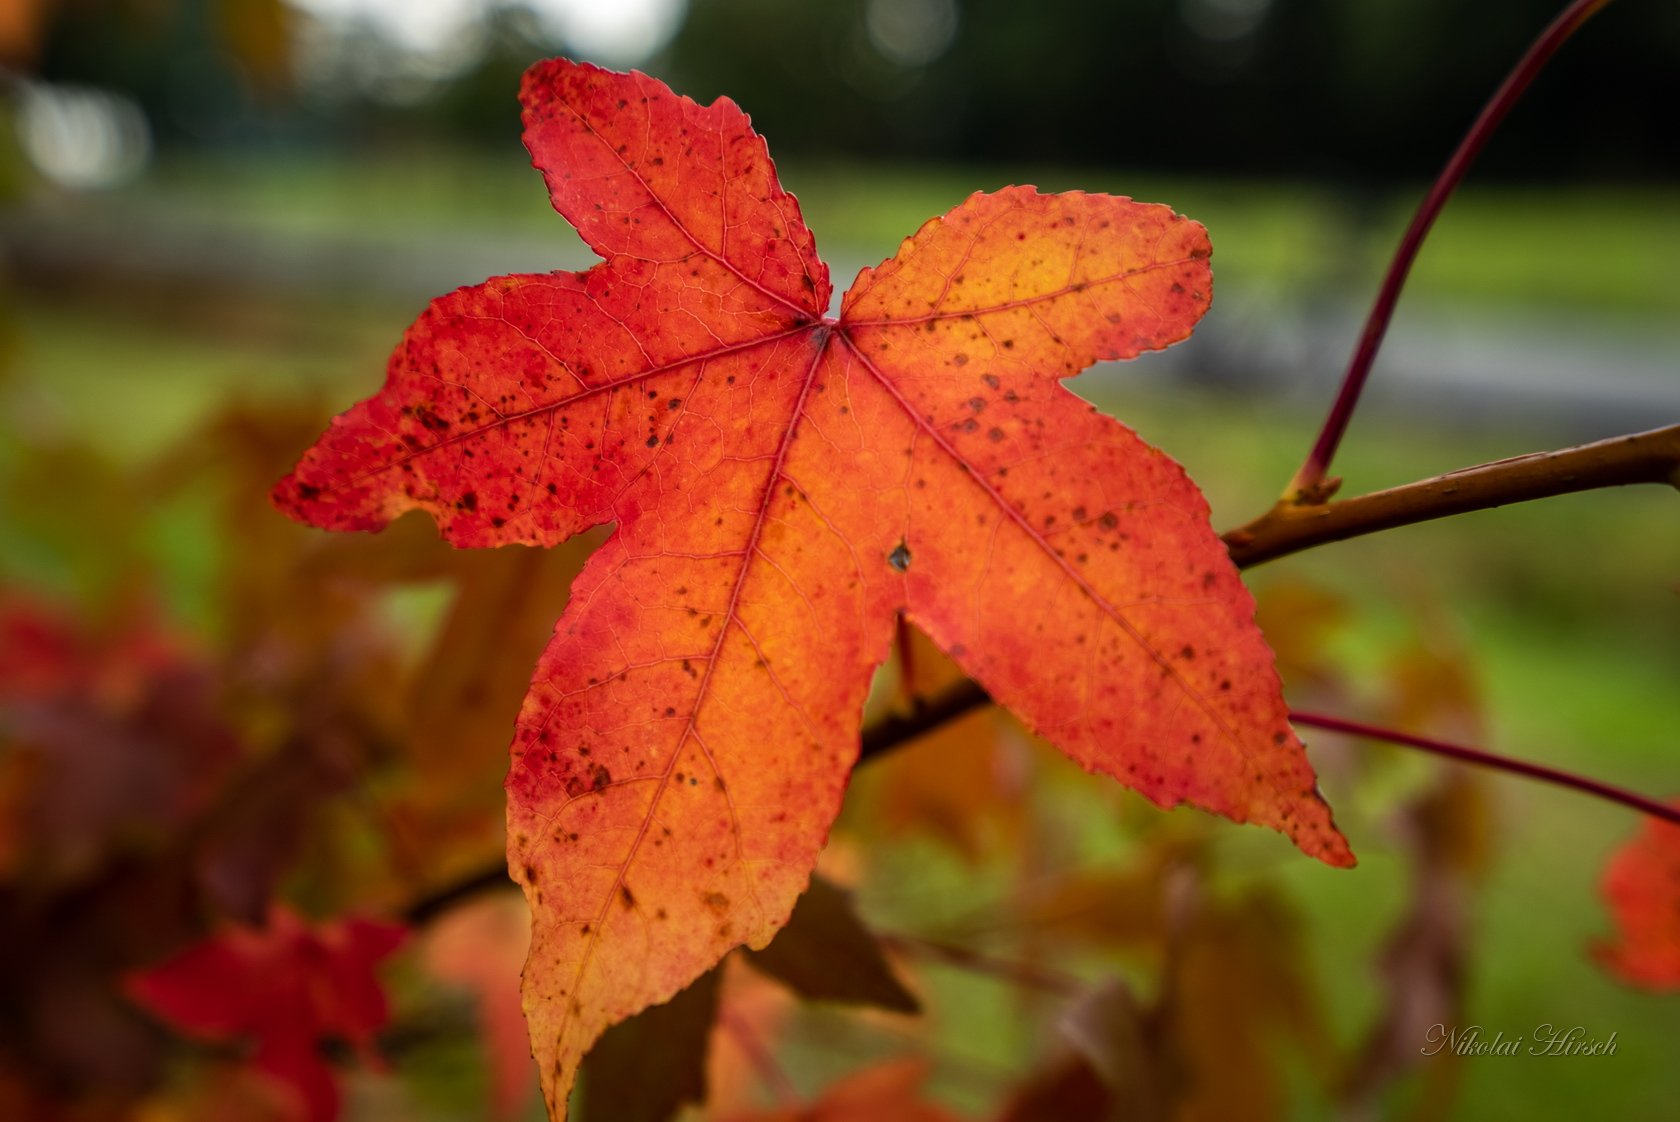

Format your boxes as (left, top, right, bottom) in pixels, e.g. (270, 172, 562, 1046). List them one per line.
(287, 0, 686, 62)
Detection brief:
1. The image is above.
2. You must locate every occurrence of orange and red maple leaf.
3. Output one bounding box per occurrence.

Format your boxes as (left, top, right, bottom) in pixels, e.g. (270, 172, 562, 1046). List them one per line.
(274, 58, 1352, 1117)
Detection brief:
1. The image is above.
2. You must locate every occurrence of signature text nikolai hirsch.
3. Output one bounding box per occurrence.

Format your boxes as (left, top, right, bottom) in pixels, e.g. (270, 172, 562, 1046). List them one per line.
(1421, 1023, 1619, 1057)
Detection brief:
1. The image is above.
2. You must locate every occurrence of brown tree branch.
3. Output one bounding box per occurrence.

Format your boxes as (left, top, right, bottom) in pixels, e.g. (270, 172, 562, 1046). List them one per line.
(1229, 423, 1680, 568)
(404, 862, 516, 924)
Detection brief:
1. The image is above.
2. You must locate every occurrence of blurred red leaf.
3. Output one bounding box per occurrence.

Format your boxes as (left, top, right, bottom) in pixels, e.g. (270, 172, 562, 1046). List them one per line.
(0, 593, 238, 885)
(126, 907, 406, 1122)
(1593, 803, 1680, 990)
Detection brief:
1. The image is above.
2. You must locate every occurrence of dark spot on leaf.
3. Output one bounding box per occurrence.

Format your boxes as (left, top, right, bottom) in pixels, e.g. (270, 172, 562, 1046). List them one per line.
(414, 406, 450, 432)
(888, 541, 911, 572)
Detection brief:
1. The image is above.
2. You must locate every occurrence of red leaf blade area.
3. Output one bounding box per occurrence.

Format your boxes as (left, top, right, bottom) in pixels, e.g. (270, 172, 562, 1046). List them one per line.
(274, 58, 1352, 1119)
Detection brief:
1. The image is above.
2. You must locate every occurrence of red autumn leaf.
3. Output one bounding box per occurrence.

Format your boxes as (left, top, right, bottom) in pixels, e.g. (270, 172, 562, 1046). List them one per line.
(126, 907, 406, 1122)
(1593, 804, 1680, 990)
(274, 58, 1352, 1116)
